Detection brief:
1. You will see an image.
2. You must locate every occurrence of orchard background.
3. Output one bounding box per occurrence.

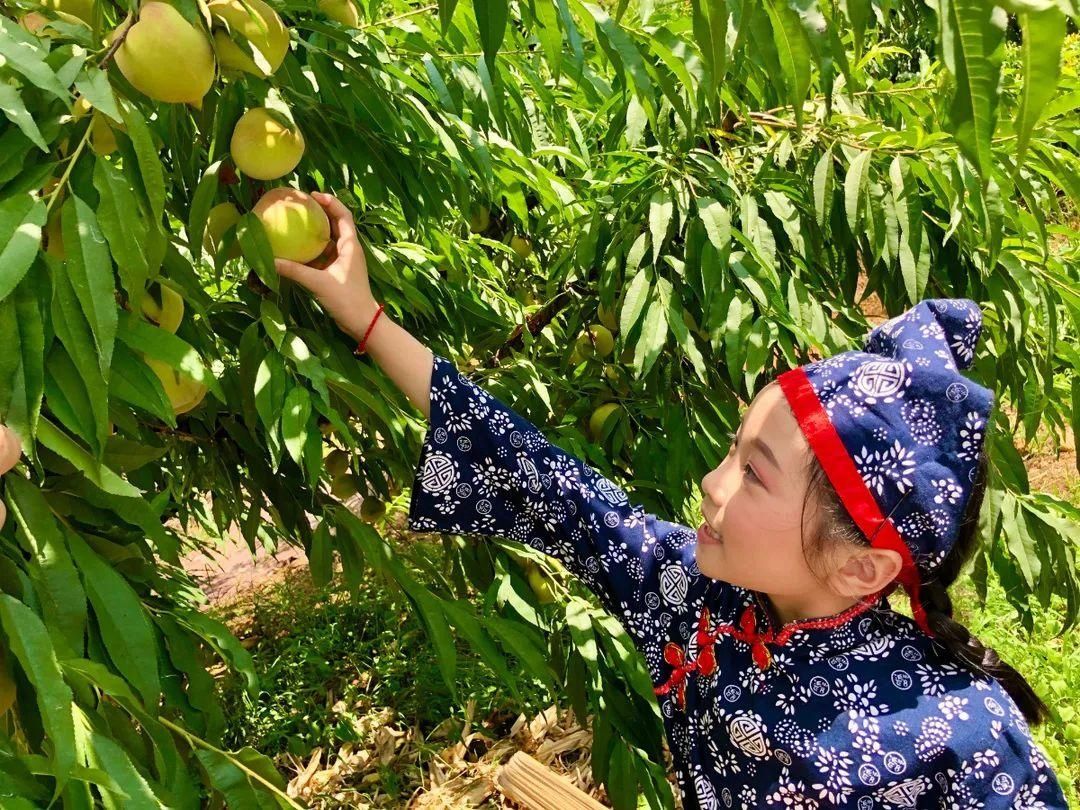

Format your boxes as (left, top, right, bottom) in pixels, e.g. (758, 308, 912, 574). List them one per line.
(0, 0, 1079, 804)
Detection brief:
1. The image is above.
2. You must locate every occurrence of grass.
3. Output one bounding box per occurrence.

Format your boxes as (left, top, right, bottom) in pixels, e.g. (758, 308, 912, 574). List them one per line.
(214, 558, 552, 800)
(955, 580, 1080, 805)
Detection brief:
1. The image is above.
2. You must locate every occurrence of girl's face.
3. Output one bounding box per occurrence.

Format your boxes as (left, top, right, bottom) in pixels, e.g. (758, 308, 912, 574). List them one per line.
(696, 383, 828, 599)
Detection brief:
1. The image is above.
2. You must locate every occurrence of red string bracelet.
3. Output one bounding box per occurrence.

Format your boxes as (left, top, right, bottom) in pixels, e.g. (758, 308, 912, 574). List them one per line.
(354, 303, 384, 356)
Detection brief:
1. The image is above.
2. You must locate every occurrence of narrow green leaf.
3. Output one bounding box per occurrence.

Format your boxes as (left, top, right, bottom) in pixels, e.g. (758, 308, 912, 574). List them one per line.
(236, 212, 279, 293)
(36, 418, 142, 498)
(0, 18, 69, 100)
(765, 0, 812, 128)
(5, 476, 87, 658)
(188, 160, 222, 268)
(119, 101, 165, 222)
(0, 83, 49, 151)
(66, 533, 160, 708)
(473, 0, 508, 69)
(648, 191, 673, 266)
(939, 0, 1006, 179)
(619, 270, 651, 335)
(843, 149, 872, 233)
(0, 594, 76, 787)
(87, 731, 163, 809)
(93, 159, 153, 302)
(1014, 7, 1065, 161)
(60, 194, 117, 376)
(280, 385, 311, 467)
(0, 193, 46, 302)
(812, 148, 834, 229)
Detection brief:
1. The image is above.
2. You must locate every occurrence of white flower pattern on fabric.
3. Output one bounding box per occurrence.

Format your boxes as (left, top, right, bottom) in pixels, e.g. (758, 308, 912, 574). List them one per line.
(406, 354, 1068, 810)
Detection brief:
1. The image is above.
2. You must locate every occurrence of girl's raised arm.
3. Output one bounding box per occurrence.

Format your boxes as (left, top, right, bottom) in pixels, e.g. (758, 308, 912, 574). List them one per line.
(273, 191, 433, 419)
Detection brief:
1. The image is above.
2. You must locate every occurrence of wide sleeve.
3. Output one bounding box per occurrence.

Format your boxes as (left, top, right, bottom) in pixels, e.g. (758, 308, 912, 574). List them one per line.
(944, 720, 1068, 809)
(406, 354, 724, 672)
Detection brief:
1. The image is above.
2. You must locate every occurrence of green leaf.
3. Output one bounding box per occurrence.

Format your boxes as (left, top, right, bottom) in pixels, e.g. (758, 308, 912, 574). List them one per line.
(60, 194, 117, 377)
(119, 101, 165, 222)
(0, 270, 46, 441)
(632, 285, 669, 378)
(939, 0, 1006, 180)
(842, 0, 871, 60)
(582, 2, 656, 122)
(175, 609, 259, 698)
(116, 311, 221, 397)
(280, 385, 311, 467)
(0, 83, 49, 151)
(689, 0, 728, 120)
(697, 196, 731, 251)
(36, 418, 142, 498)
(309, 520, 333, 588)
(1013, 6, 1065, 162)
(473, 0, 508, 70)
(765, 0, 812, 128)
(606, 741, 637, 810)
(0, 18, 69, 101)
(86, 731, 163, 809)
(93, 159, 155, 303)
(51, 260, 111, 456)
(188, 160, 222, 267)
(196, 747, 287, 808)
(66, 533, 160, 709)
(813, 148, 834, 229)
(0, 594, 76, 788)
(619, 270, 651, 335)
(0, 193, 46, 302)
(5, 476, 87, 658)
(236, 212, 279, 294)
(108, 342, 176, 426)
(648, 191, 673, 266)
(254, 352, 287, 467)
(73, 67, 123, 123)
(843, 149, 872, 233)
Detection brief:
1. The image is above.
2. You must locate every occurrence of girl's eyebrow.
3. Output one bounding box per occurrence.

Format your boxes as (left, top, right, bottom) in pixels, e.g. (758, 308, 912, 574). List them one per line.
(735, 427, 780, 470)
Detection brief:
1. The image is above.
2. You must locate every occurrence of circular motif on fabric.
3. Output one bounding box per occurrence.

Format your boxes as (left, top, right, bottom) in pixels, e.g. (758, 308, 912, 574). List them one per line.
(475, 499, 492, 515)
(858, 763, 881, 785)
(455, 483, 473, 499)
(809, 676, 830, 697)
(901, 645, 922, 662)
(645, 592, 661, 610)
(422, 453, 457, 494)
(694, 775, 716, 808)
(662, 700, 673, 718)
(883, 751, 906, 774)
(857, 798, 874, 810)
(827, 655, 849, 671)
(859, 617, 872, 635)
(509, 431, 524, 448)
(541, 474, 552, 489)
(853, 360, 908, 400)
(991, 773, 1015, 796)
(660, 565, 689, 605)
(728, 715, 769, 758)
(585, 557, 600, 574)
(945, 382, 969, 403)
(603, 511, 620, 528)
(723, 685, 742, 703)
(721, 787, 733, 808)
(891, 671, 913, 690)
(433, 427, 448, 444)
(901, 399, 942, 445)
(984, 696, 1005, 716)
(595, 476, 629, 505)
(653, 543, 666, 559)
(456, 436, 472, 452)
(774, 749, 792, 766)
(901, 339, 924, 350)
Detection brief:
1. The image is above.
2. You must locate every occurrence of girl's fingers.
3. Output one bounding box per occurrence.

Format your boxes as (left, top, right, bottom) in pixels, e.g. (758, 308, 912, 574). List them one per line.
(274, 257, 320, 289)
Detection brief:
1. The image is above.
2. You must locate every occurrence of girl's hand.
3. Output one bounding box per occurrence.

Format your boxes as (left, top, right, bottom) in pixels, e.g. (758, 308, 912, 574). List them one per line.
(273, 192, 379, 341)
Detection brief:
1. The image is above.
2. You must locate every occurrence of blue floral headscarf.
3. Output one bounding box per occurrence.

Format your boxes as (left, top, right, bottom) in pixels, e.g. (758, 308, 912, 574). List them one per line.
(778, 299, 994, 635)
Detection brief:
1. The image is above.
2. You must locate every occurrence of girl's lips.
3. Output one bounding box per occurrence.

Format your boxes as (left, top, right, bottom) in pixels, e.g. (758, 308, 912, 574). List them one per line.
(697, 522, 722, 546)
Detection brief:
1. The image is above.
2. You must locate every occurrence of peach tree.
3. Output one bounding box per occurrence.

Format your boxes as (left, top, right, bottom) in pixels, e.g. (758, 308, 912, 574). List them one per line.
(0, 0, 1078, 804)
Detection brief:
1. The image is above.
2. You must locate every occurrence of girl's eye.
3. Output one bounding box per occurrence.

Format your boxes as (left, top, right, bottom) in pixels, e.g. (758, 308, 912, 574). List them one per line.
(743, 463, 759, 483)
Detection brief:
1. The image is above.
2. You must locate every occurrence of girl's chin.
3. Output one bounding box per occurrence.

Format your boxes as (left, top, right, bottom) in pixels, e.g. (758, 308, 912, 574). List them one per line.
(693, 543, 726, 579)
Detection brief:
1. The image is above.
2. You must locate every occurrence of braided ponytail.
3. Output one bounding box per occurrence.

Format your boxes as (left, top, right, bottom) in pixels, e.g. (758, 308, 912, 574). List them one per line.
(802, 447, 1049, 725)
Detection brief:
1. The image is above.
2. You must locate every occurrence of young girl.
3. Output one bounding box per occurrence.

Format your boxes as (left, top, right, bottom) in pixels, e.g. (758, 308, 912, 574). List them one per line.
(276, 193, 1068, 809)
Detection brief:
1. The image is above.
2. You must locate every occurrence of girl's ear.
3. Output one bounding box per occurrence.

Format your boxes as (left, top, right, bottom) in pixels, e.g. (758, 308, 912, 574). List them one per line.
(830, 547, 903, 599)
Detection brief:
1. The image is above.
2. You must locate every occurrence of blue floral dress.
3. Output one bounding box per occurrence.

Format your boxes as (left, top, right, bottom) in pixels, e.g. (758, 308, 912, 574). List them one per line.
(406, 354, 1068, 810)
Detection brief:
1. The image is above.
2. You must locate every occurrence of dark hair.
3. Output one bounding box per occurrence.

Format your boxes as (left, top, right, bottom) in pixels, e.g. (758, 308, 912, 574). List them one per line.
(801, 448, 1049, 726)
